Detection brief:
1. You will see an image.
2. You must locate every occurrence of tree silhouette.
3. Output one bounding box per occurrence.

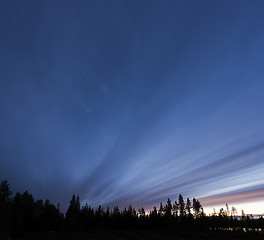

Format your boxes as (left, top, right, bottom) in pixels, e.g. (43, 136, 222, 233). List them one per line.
(226, 203, 230, 217)
(10, 191, 36, 233)
(79, 203, 95, 231)
(138, 207, 145, 218)
(95, 205, 102, 219)
(159, 202, 164, 216)
(0, 180, 12, 205)
(39, 199, 63, 231)
(173, 200, 179, 217)
(150, 206, 158, 217)
(241, 209, 246, 219)
(219, 207, 226, 217)
(186, 197, 192, 217)
(65, 194, 81, 231)
(165, 198, 172, 217)
(231, 206, 237, 218)
(178, 194, 185, 218)
(0, 180, 12, 234)
(113, 205, 120, 216)
(1, 179, 263, 237)
(193, 198, 202, 218)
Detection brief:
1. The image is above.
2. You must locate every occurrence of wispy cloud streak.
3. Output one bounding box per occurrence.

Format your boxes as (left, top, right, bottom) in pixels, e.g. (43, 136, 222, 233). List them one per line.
(1, 1, 264, 213)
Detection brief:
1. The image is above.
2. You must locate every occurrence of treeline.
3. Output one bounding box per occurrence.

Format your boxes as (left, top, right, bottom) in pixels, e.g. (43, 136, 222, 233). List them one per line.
(0, 180, 263, 237)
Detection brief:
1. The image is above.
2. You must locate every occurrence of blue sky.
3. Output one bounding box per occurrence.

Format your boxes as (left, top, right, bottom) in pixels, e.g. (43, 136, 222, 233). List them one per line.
(1, 0, 264, 213)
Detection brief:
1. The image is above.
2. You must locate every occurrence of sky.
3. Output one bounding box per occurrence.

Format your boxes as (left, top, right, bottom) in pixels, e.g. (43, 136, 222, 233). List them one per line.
(1, 0, 264, 214)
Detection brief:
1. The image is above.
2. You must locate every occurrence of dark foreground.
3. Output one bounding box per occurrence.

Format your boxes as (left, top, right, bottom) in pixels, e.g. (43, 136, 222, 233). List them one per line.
(1, 229, 263, 240)
(1, 181, 264, 239)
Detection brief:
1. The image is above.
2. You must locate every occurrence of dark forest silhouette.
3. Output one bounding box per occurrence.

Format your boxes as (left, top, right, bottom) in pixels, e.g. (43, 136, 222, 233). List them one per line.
(0, 180, 263, 238)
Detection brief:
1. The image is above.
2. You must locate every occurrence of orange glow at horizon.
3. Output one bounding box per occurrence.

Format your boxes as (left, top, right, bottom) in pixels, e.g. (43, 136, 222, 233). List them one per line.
(201, 188, 264, 215)
(201, 188, 264, 206)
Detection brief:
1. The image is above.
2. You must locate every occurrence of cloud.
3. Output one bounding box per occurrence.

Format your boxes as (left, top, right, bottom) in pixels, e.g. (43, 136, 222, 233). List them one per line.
(201, 185, 264, 206)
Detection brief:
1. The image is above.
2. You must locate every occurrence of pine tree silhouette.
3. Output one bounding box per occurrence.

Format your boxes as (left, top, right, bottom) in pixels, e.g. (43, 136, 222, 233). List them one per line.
(178, 194, 185, 218)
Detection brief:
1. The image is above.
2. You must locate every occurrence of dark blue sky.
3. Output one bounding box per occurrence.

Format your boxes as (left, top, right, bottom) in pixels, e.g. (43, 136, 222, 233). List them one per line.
(1, 0, 264, 213)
